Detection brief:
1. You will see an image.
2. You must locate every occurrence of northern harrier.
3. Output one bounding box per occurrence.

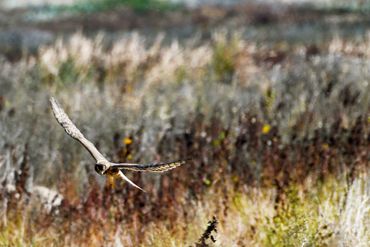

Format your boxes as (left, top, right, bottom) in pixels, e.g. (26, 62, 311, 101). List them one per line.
(50, 97, 186, 191)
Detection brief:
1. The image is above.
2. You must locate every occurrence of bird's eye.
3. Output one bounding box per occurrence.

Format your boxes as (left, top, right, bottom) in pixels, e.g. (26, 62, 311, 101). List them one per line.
(95, 164, 105, 174)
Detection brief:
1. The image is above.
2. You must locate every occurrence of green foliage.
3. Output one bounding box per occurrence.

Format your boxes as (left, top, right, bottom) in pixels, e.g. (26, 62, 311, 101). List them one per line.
(59, 0, 177, 13)
(174, 66, 187, 84)
(314, 2, 370, 14)
(57, 58, 81, 84)
(263, 87, 276, 116)
(264, 185, 334, 247)
(211, 38, 237, 84)
(39, 58, 91, 87)
(211, 131, 226, 147)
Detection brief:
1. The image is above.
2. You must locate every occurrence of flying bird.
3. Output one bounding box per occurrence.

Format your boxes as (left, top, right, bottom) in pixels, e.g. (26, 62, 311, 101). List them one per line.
(50, 97, 186, 191)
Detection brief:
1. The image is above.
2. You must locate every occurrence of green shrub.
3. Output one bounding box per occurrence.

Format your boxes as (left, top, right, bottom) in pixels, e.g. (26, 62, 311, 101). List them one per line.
(60, 0, 177, 13)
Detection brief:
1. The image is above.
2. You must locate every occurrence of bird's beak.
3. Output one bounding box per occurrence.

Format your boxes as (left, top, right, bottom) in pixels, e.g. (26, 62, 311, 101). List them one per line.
(102, 166, 110, 175)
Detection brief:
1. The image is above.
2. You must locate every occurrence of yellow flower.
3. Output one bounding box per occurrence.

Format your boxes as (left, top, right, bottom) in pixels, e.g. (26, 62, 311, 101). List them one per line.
(203, 178, 211, 186)
(232, 175, 239, 183)
(262, 124, 271, 134)
(123, 137, 133, 145)
(322, 143, 329, 150)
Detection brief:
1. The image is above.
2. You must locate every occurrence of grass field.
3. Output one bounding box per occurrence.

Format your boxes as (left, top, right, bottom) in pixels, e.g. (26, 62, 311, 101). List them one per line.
(0, 1, 369, 246)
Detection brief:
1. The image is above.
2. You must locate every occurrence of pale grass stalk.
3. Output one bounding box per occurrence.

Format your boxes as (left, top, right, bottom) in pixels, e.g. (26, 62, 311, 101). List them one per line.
(338, 175, 370, 246)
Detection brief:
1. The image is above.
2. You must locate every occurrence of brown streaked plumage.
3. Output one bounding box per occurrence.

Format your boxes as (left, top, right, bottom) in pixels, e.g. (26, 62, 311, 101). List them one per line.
(50, 97, 187, 191)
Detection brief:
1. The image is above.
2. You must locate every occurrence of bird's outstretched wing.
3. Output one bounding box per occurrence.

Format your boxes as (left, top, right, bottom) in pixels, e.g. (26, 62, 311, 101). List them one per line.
(117, 171, 145, 191)
(112, 160, 187, 173)
(50, 97, 107, 163)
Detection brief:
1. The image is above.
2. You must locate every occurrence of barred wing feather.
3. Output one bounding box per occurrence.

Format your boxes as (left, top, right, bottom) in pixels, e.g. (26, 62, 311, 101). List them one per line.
(50, 97, 107, 163)
(112, 160, 187, 173)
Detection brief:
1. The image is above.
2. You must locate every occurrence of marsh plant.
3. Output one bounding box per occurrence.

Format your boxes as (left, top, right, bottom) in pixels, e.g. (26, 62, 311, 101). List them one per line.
(0, 30, 369, 246)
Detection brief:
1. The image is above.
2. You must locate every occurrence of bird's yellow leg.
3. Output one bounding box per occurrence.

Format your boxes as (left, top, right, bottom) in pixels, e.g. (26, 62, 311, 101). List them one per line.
(107, 176, 115, 190)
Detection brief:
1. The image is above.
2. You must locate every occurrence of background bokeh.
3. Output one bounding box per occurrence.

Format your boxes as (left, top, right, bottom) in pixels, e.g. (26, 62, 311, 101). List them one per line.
(0, 0, 369, 246)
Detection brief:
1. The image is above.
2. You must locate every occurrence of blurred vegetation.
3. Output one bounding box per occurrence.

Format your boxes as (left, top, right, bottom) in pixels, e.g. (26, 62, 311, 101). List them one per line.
(313, 1, 370, 13)
(0, 1, 369, 246)
(57, 0, 177, 13)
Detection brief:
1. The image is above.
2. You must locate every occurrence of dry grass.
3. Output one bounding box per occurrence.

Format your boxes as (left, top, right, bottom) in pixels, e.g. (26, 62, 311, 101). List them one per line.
(0, 29, 369, 246)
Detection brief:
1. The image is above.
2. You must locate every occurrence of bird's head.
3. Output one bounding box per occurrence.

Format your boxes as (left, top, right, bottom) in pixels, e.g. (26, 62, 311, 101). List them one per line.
(95, 162, 109, 175)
